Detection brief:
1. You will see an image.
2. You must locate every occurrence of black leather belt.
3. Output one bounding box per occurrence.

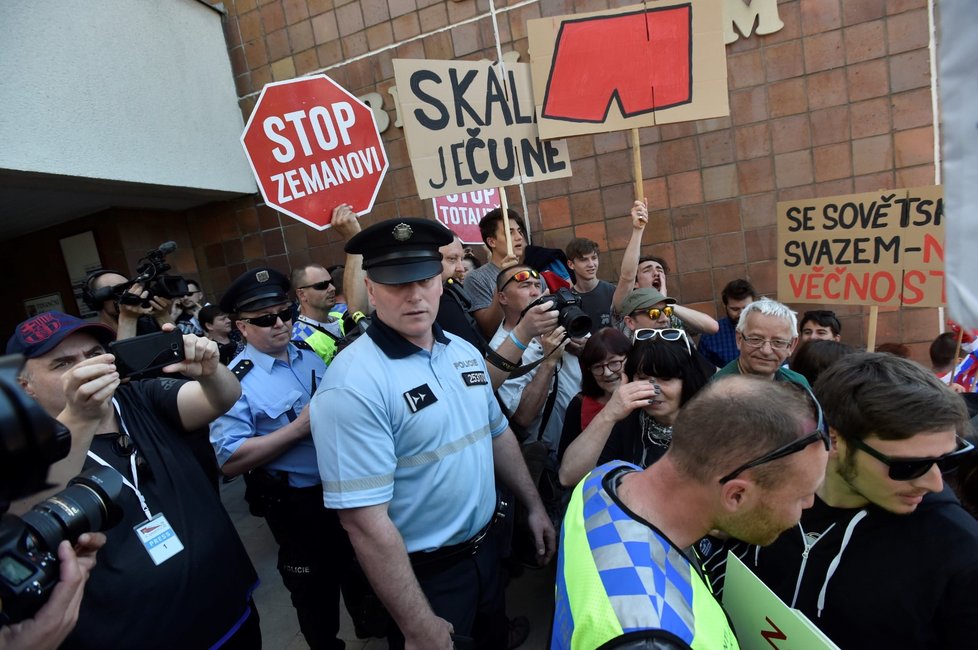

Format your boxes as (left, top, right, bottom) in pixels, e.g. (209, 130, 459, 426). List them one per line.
(409, 517, 494, 573)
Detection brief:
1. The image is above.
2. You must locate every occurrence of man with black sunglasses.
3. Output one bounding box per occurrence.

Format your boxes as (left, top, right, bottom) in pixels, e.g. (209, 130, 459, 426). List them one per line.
(736, 352, 978, 649)
(210, 267, 366, 650)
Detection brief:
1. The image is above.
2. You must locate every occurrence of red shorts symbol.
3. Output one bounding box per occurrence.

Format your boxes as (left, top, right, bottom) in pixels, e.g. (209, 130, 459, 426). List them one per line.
(541, 5, 693, 123)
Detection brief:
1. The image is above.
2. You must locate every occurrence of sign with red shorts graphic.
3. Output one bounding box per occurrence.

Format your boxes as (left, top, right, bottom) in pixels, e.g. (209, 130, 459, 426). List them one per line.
(431, 189, 500, 245)
(527, 0, 729, 139)
(241, 75, 389, 230)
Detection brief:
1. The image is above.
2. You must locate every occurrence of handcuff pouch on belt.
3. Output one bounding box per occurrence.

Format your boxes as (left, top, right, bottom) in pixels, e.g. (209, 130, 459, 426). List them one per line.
(243, 468, 289, 517)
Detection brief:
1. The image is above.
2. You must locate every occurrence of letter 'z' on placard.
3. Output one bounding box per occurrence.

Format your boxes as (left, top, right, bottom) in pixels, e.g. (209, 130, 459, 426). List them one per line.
(240, 75, 390, 230)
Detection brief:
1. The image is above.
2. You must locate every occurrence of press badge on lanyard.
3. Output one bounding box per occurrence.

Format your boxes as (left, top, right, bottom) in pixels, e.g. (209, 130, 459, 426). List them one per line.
(87, 399, 185, 565)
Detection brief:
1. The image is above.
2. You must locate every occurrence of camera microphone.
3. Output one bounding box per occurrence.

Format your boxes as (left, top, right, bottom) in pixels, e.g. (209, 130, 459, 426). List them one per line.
(158, 241, 177, 255)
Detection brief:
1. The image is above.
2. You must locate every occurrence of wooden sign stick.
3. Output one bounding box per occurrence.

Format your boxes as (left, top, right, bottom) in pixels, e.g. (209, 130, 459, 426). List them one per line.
(866, 305, 879, 352)
(631, 128, 643, 200)
(500, 188, 514, 258)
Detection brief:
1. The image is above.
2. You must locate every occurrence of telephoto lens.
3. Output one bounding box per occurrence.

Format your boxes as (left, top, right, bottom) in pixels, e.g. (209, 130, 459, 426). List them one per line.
(0, 466, 124, 624)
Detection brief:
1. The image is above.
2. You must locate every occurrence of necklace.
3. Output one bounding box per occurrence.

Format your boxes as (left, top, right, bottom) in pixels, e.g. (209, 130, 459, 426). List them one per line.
(641, 411, 673, 448)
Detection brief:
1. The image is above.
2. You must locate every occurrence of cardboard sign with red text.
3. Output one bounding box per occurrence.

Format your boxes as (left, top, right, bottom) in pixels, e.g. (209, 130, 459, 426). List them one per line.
(723, 553, 840, 650)
(432, 189, 500, 245)
(777, 186, 945, 307)
(241, 75, 389, 230)
(527, 0, 729, 140)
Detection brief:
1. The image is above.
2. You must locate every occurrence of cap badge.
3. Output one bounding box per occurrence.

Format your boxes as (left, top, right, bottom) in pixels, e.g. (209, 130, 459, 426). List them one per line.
(392, 223, 413, 242)
(256, 270, 269, 283)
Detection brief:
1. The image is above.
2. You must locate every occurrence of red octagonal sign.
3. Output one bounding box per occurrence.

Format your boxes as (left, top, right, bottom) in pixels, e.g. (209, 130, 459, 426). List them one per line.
(241, 75, 389, 230)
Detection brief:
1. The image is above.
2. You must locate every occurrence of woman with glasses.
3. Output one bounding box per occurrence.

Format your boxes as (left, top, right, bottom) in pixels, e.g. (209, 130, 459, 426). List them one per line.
(557, 328, 632, 465)
(558, 328, 713, 488)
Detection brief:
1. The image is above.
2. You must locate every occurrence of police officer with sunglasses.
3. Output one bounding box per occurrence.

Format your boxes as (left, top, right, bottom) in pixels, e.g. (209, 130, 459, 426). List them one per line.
(733, 352, 978, 649)
(210, 268, 363, 650)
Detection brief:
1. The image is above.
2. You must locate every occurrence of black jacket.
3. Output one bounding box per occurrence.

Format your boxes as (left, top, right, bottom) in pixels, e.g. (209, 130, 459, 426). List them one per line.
(742, 486, 978, 649)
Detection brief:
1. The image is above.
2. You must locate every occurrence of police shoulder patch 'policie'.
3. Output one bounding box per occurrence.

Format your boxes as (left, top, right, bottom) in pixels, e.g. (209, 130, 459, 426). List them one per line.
(403, 383, 437, 413)
(461, 371, 488, 386)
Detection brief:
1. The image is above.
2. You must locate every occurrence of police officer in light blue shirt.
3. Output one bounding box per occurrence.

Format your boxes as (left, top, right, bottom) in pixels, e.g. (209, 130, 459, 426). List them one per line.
(312, 218, 556, 650)
(210, 267, 358, 650)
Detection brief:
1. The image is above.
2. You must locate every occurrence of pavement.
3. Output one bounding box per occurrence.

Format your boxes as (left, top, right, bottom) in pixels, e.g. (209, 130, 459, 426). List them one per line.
(221, 477, 556, 649)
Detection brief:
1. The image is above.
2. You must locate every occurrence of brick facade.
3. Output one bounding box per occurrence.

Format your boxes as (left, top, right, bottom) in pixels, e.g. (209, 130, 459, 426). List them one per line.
(0, 0, 943, 361)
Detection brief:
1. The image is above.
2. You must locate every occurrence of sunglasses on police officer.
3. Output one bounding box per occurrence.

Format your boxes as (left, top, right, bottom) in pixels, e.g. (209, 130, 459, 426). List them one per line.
(239, 307, 293, 328)
(847, 435, 975, 481)
(298, 280, 333, 291)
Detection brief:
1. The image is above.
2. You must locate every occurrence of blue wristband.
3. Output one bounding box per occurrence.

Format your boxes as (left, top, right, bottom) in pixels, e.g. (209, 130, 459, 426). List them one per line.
(509, 330, 528, 351)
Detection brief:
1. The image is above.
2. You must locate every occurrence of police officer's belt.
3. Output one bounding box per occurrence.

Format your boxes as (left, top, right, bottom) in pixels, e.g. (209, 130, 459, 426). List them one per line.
(408, 516, 494, 573)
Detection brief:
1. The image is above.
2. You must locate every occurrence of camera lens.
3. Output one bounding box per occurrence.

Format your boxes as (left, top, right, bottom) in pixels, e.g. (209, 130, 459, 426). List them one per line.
(20, 467, 124, 551)
(560, 308, 592, 338)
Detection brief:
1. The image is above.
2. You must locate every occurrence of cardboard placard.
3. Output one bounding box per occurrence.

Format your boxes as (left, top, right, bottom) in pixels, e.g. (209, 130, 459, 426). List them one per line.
(723, 552, 840, 650)
(527, 0, 729, 140)
(432, 189, 500, 245)
(392, 59, 572, 200)
(777, 186, 945, 307)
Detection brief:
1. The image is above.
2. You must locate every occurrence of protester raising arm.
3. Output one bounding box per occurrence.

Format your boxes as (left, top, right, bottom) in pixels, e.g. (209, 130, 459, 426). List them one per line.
(612, 200, 649, 316)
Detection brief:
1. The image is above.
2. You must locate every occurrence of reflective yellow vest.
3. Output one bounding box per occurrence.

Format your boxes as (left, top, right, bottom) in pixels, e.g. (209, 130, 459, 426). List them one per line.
(553, 462, 739, 650)
(292, 317, 345, 365)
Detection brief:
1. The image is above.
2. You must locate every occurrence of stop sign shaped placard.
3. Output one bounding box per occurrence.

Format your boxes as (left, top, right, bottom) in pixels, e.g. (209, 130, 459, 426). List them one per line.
(241, 75, 389, 230)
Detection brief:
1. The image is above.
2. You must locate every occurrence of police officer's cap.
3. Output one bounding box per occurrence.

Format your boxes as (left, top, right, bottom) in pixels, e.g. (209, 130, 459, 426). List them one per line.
(345, 218, 453, 285)
(220, 268, 290, 313)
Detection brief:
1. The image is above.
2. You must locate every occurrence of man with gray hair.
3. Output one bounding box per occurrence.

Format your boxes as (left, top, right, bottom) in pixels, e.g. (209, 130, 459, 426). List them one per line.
(714, 297, 809, 387)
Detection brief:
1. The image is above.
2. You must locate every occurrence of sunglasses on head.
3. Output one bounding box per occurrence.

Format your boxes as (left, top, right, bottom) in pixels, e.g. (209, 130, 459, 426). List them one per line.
(847, 435, 975, 481)
(500, 269, 540, 291)
(299, 280, 332, 291)
(719, 387, 830, 484)
(239, 307, 293, 328)
(631, 328, 691, 355)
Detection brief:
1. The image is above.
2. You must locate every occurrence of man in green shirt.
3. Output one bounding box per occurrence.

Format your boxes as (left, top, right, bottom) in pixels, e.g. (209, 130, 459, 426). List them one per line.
(714, 297, 809, 388)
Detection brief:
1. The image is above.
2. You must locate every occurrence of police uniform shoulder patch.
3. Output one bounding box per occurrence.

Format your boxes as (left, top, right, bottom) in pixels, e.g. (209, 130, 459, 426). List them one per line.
(403, 383, 437, 413)
(231, 359, 254, 380)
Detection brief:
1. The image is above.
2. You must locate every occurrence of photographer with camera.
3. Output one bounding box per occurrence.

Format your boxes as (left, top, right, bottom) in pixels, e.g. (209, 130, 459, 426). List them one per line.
(489, 265, 584, 457)
(83, 270, 173, 340)
(7, 311, 260, 648)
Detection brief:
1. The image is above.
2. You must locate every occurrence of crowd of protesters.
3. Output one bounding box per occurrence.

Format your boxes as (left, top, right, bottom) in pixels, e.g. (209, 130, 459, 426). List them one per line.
(5, 203, 977, 650)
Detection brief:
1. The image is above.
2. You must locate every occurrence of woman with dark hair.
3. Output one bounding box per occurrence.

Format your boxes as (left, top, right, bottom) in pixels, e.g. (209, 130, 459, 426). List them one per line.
(558, 329, 712, 488)
(792, 339, 854, 386)
(557, 328, 632, 463)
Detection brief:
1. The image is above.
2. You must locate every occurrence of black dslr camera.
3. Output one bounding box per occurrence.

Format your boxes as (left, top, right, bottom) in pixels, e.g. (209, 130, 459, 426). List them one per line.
(117, 241, 190, 308)
(0, 355, 123, 626)
(522, 287, 592, 338)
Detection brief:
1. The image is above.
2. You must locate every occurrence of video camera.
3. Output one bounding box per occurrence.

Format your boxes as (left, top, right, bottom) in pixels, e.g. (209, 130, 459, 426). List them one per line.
(116, 241, 191, 308)
(522, 287, 592, 338)
(0, 355, 123, 626)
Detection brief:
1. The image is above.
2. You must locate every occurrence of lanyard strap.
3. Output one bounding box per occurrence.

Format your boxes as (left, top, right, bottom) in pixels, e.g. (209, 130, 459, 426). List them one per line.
(86, 398, 152, 520)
